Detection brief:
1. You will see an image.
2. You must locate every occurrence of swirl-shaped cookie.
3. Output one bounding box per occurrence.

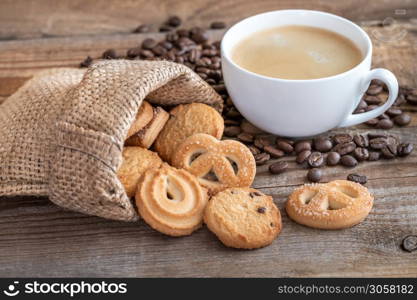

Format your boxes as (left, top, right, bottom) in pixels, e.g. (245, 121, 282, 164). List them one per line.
(136, 164, 208, 236)
(171, 133, 256, 194)
(286, 180, 373, 229)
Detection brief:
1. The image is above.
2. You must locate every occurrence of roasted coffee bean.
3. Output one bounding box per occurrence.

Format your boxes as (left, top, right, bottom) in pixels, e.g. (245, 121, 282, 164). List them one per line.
(190, 28, 209, 43)
(406, 92, 417, 105)
(376, 118, 394, 129)
(308, 152, 324, 168)
(393, 113, 411, 126)
(357, 100, 368, 110)
(368, 133, 387, 139)
(210, 21, 226, 29)
(313, 137, 333, 152)
(381, 144, 397, 158)
(326, 151, 341, 166)
(142, 38, 157, 49)
(402, 235, 417, 252)
(80, 56, 93, 68)
(102, 49, 117, 59)
(269, 161, 288, 174)
(264, 146, 285, 158)
(340, 155, 358, 167)
(140, 49, 155, 59)
(224, 119, 240, 126)
(296, 150, 311, 164)
(364, 95, 382, 105)
(369, 137, 388, 150)
(353, 134, 369, 147)
(397, 143, 413, 157)
(366, 105, 378, 112)
(365, 118, 379, 126)
(225, 108, 241, 118)
(254, 135, 274, 148)
(332, 141, 356, 155)
(224, 126, 241, 137)
(307, 168, 322, 182)
(237, 132, 254, 143)
(394, 93, 407, 106)
(347, 173, 367, 184)
(240, 121, 264, 135)
(133, 24, 150, 33)
(353, 147, 369, 161)
(386, 107, 403, 117)
(294, 141, 312, 153)
(248, 145, 261, 156)
(378, 113, 389, 120)
(126, 47, 141, 58)
(333, 133, 353, 144)
(276, 140, 294, 153)
(167, 16, 182, 27)
(255, 153, 270, 165)
(276, 138, 295, 145)
(366, 84, 383, 95)
(159, 24, 173, 32)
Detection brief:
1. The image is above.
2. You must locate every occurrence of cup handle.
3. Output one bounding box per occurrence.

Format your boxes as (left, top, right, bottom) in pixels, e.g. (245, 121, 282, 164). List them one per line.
(338, 68, 398, 128)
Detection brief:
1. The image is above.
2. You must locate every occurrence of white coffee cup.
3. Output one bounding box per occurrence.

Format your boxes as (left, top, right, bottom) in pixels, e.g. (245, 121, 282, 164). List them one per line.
(221, 10, 398, 137)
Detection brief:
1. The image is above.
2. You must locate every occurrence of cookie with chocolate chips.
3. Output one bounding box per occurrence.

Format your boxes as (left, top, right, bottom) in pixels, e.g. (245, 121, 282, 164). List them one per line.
(204, 187, 282, 249)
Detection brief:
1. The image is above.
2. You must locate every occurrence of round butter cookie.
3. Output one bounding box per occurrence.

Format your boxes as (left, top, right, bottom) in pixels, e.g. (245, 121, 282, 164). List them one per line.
(286, 180, 373, 229)
(154, 103, 224, 162)
(117, 147, 163, 198)
(136, 164, 208, 236)
(171, 133, 255, 194)
(204, 188, 282, 249)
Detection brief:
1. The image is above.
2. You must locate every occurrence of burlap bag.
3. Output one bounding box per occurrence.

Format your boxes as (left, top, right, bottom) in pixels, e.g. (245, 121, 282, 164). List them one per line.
(0, 60, 222, 221)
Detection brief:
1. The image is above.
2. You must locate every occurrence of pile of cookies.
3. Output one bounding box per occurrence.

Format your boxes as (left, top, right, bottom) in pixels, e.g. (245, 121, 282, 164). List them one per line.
(117, 101, 374, 249)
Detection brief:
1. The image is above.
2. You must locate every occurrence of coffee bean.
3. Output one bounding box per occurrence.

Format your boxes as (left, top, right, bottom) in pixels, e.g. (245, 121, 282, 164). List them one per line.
(381, 143, 397, 158)
(308, 152, 324, 168)
(368, 151, 381, 161)
(80, 56, 93, 68)
(376, 118, 394, 129)
(142, 38, 157, 49)
(402, 235, 417, 252)
(276, 140, 294, 153)
(347, 173, 367, 184)
(159, 24, 173, 32)
(365, 118, 379, 126)
(366, 105, 378, 112)
(394, 93, 407, 106)
(276, 138, 295, 145)
(248, 145, 261, 156)
(255, 153, 270, 165)
(333, 134, 353, 144)
(332, 141, 356, 155)
(406, 93, 417, 105)
(224, 119, 240, 126)
(397, 143, 413, 157)
(369, 137, 388, 150)
(210, 21, 226, 29)
(140, 49, 155, 59)
(190, 28, 209, 43)
(326, 151, 341, 166)
(307, 168, 322, 182)
(353, 134, 369, 147)
(269, 161, 288, 174)
(126, 47, 141, 58)
(264, 146, 285, 158)
(167, 16, 182, 27)
(386, 107, 403, 117)
(353, 147, 369, 161)
(357, 100, 368, 110)
(364, 95, 382, 105)
(294, 141, 312, 153)
(378, 113, 389, 120)
(237, 132, 254, 143)
(366, 84, 383, 95)
(102, 49, 117, 59)
(224, 126, 241, 137)
(134, 24, 150, 33)
(340, 155, 358, 167)
(313, 137, 333, 152)
(240, 121, 264, 135)
(393, 113, 411, 126)
(368, 133, 387, 139)
(254, 135, 274, 149)
(296, 150, 311, 164)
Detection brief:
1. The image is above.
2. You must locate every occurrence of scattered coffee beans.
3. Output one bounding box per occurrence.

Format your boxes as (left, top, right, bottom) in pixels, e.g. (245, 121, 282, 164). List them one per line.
(326, 151, 341, 166)
(347, 173, 367, 184)
(398, 143, 413, 157)
(314, 137, 333, 152)
(308, 152, 324, 168)
(269, 161, 289, 174)
(340, 155, 358, 167)
(296, 150, 311, 164)
(307, 168, 322, 182)
(255, 153, 270, 165)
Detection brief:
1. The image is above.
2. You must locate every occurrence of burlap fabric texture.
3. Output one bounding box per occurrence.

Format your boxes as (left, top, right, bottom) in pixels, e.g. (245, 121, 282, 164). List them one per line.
(0, 60, 223, 221)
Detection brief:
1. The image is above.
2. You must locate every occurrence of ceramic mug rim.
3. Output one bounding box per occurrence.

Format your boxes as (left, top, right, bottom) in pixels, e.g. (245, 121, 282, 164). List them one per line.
(221, 9, 373, 83)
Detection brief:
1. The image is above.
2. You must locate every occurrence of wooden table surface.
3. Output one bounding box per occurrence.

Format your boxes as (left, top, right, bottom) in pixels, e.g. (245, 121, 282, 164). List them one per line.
(0, 0, 416, 277)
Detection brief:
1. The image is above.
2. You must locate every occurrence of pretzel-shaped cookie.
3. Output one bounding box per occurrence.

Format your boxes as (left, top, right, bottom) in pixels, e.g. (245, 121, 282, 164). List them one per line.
(171, 133, 256, 194)
(286, 180, 373, 229)
(136, 164, 208, 236)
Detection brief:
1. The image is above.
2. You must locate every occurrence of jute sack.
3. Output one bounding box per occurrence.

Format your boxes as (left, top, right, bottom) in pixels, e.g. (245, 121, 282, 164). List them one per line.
(0, 60, 223, 221)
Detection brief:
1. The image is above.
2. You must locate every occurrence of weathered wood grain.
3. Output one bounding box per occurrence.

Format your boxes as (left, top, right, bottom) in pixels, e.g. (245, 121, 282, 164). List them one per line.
(1, 0, 416, 40)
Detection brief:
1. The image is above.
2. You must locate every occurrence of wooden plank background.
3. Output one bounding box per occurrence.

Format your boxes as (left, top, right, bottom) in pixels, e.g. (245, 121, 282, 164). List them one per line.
(0, 0, 416, 277)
